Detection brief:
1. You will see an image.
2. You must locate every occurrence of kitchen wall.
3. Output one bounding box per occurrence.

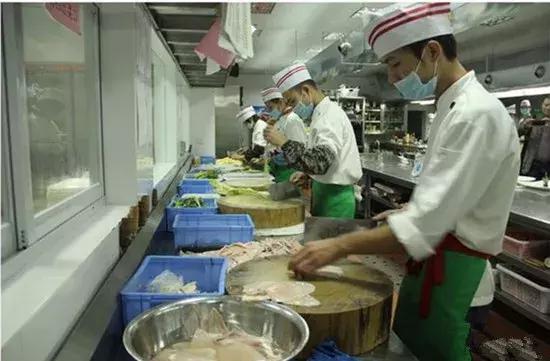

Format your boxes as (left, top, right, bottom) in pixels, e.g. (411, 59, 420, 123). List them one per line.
(190, 88, 216, 157)
(226, 73, 274, 106)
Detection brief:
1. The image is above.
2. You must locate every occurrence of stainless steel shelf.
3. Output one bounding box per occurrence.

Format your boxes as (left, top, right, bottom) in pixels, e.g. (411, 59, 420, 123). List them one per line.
(495, 252, 550, 283)
(494, 290, 550, 331)
(369, 193, 398, 209)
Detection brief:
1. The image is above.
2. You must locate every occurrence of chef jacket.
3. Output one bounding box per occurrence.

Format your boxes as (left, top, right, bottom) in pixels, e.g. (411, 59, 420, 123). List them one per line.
(388, 71, 521, 307)
(277, 111, 307, 144)
(308, 97, 362, 185)
(252, 119, 268, 148)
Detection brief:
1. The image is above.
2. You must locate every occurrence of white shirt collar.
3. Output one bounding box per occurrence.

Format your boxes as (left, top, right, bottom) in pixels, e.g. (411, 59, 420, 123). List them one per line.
(436, 71, 476, 112)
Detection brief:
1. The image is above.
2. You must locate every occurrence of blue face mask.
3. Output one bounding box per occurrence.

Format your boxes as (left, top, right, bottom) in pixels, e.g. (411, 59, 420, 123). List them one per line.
(294, 101, 314, 120)
(394, 49, 439, 100)
(269, 109, 282, 120)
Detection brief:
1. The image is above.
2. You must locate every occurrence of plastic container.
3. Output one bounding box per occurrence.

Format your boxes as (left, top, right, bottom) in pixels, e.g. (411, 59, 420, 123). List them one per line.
(180, 178, 210, 185)
(497, 263, 550, 314)
(173, 214, 255, 249)
(177, 182, 213, 196)
(200, 156, 216, 165)
(120, 256, 228, 325)
(502, 229, 550, 259)
(165, 196, 218, 232)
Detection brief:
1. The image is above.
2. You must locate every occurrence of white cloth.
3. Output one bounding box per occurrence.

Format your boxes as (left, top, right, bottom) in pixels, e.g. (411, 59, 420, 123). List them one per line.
(261, 87, 283, 103)
(252, 119, 268, 147)
(365, 2, 453, 60)
(236, 106, 255, 123)
(273, 63, 312, 92)
(218, 3, 254, 60)
(277, 111, 307, 144)
(308, 97, 362, 185)
(388, 72, 521, 306)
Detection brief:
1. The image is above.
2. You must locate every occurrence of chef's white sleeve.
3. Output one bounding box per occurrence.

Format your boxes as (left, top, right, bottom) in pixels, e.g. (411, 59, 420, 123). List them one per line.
(253, 121, 268, 147)
(388, 118, 499, 261)
(311, 123, 342, 156)
(285, 115, 307, 143)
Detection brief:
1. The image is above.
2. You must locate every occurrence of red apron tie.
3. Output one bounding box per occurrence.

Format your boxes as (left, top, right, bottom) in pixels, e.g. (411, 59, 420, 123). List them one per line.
(406, 234, 492, 318)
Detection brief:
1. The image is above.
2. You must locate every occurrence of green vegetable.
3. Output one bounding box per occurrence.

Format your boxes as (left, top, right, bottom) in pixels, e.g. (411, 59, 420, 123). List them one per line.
(174, 196, 204, 208)
(195, 169, 220, 179)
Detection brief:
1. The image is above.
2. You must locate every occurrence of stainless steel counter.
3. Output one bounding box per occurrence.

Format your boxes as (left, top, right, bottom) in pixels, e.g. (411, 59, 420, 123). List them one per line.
(361, 153, 550, 233)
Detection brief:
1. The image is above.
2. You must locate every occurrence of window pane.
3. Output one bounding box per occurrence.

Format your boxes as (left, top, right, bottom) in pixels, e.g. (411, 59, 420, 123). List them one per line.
(21, 4, 100, 213)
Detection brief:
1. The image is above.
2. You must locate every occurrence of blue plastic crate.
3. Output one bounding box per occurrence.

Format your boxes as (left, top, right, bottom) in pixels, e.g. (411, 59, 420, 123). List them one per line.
(177, 182, 214, 196)
(200, 156, 216, 165)
(173, 214, 255, 249)
(120, 256, 228, 326)
(180, 178, 211, 186)
(165, 196, 218, 232)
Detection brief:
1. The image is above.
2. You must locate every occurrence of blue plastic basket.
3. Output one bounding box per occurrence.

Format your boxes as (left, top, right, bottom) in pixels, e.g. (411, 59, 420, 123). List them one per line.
(177, 182, 214, 196)
(180, 178, 211, 185)
(173, 214, 255, 249)
(120, 256, 228, 326)
(165, 196, 218, 232)
(200, 156, 216, 165)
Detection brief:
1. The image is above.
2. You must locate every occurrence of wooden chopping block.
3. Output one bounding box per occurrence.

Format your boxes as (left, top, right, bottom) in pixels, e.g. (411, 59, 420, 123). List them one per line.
(227, 256, 393, 357)
(218, 194, 304, 229)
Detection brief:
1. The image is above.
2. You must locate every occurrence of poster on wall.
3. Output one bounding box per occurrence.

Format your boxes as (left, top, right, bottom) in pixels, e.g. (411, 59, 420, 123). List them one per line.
(44, 3, 81, 35)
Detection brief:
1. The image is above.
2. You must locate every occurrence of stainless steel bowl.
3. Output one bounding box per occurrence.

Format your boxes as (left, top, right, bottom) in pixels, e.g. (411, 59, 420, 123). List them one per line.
(123, 296, 309, 361)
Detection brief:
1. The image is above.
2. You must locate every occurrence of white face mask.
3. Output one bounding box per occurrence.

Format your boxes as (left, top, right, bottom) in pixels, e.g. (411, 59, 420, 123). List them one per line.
(393, 47, 439, 100)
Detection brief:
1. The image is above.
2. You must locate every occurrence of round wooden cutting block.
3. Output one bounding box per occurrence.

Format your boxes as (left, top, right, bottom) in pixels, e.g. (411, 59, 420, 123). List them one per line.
(218, 195, 304, 229)
(227, 256, 393, 356)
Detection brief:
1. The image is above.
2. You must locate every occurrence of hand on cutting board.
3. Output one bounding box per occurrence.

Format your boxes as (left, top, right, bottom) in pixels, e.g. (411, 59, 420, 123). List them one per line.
(290, 171, 308, 187)
(372, 203, 408, 221)
(264, 125, 287, 147)
(289, 238, 345, 276)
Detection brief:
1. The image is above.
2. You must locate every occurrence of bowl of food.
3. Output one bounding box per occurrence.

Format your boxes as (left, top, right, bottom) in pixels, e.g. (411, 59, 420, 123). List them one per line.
(123, 296, 309, 361)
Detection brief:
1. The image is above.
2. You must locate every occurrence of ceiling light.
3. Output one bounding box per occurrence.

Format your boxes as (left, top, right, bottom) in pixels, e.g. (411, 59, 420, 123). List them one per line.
(410, 99, 435, 105)
(323, 32, 345, 41)
(305, 47, 323, 55)
(480, 15, 514, 27)
(491, 85, 550, 98)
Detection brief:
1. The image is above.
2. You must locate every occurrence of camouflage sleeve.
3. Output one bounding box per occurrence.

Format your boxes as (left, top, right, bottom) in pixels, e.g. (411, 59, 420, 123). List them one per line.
(281, 140, 336, 175)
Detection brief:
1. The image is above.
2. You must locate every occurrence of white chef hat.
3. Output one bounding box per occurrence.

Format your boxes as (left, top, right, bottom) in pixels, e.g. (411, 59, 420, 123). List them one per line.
(273, 63, 312, 93)
(261, 87, 283, 103)
(506, 104, 516, 115)
(236, 106, 256, 122)
(520, 99, 531, 107)
(365, 2, 453, 60)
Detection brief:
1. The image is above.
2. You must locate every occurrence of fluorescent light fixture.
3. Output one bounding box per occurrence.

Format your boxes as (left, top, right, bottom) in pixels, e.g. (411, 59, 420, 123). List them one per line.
(490, 85, 550, 99)
(323, 32, 345, 41)
(410, 99, 435, 105)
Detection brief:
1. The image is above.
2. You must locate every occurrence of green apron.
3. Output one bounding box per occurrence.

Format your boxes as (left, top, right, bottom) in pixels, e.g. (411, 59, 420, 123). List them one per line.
(394, 248, 487, 361)
(269, 160, 297, 183)
(311, 180, 355, 218)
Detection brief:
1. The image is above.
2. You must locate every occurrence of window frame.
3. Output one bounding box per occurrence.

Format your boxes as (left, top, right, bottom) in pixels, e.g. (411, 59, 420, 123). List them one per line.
(1, 3, 104, 252)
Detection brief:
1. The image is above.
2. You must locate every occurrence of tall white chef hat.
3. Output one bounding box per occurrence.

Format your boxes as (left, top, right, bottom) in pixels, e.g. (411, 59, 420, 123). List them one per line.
(520, 99, 531, 107)
(261, 87, 283, 103)
(506, 104, 516, 115)
(272, 63, 312, 93)
(236, 106, 256, 123)
(365, 2, 453, 60)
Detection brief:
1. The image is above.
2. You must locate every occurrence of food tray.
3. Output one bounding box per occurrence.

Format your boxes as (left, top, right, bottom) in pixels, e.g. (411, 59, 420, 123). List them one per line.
(165, 196, 218, 232)
(120, 256, 228, 325)
(503, 234, 549, 259)
(497, 264, 550, 314)
(173, 214, 255, 250)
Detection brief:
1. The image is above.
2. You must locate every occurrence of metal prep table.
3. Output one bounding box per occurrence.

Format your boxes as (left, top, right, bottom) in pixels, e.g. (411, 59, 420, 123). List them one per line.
(51, 158, 417, 361)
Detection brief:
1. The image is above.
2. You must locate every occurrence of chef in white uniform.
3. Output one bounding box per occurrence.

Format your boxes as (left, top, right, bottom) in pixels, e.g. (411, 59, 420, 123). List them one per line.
(236, 106, 267, 162)
(261, 87, 307, 182)
(289, 3, 520, 360)
(263, 63, 362, 218)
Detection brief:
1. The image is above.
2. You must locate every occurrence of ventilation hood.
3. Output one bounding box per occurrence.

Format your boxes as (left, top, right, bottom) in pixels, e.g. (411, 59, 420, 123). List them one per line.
(306, 3, 550, 100)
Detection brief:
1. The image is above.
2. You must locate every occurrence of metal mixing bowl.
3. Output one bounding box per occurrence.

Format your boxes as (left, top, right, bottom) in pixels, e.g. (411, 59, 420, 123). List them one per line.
(123, 296, 309, 361)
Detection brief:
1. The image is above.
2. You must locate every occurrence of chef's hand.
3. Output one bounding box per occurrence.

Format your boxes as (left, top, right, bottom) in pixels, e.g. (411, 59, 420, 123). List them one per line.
(264, 125, 287, 147)
(372, 203, 408, 221)
(290, 171, 308, 187)
(289, 238, 345, 276)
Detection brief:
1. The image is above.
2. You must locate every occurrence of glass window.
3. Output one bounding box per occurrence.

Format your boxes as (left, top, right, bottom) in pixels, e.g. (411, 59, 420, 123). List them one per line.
(21, 4, 101, 213)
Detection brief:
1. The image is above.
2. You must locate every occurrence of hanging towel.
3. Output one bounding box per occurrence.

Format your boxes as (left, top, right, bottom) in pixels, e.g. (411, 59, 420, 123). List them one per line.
(194, 18, 235, 69)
